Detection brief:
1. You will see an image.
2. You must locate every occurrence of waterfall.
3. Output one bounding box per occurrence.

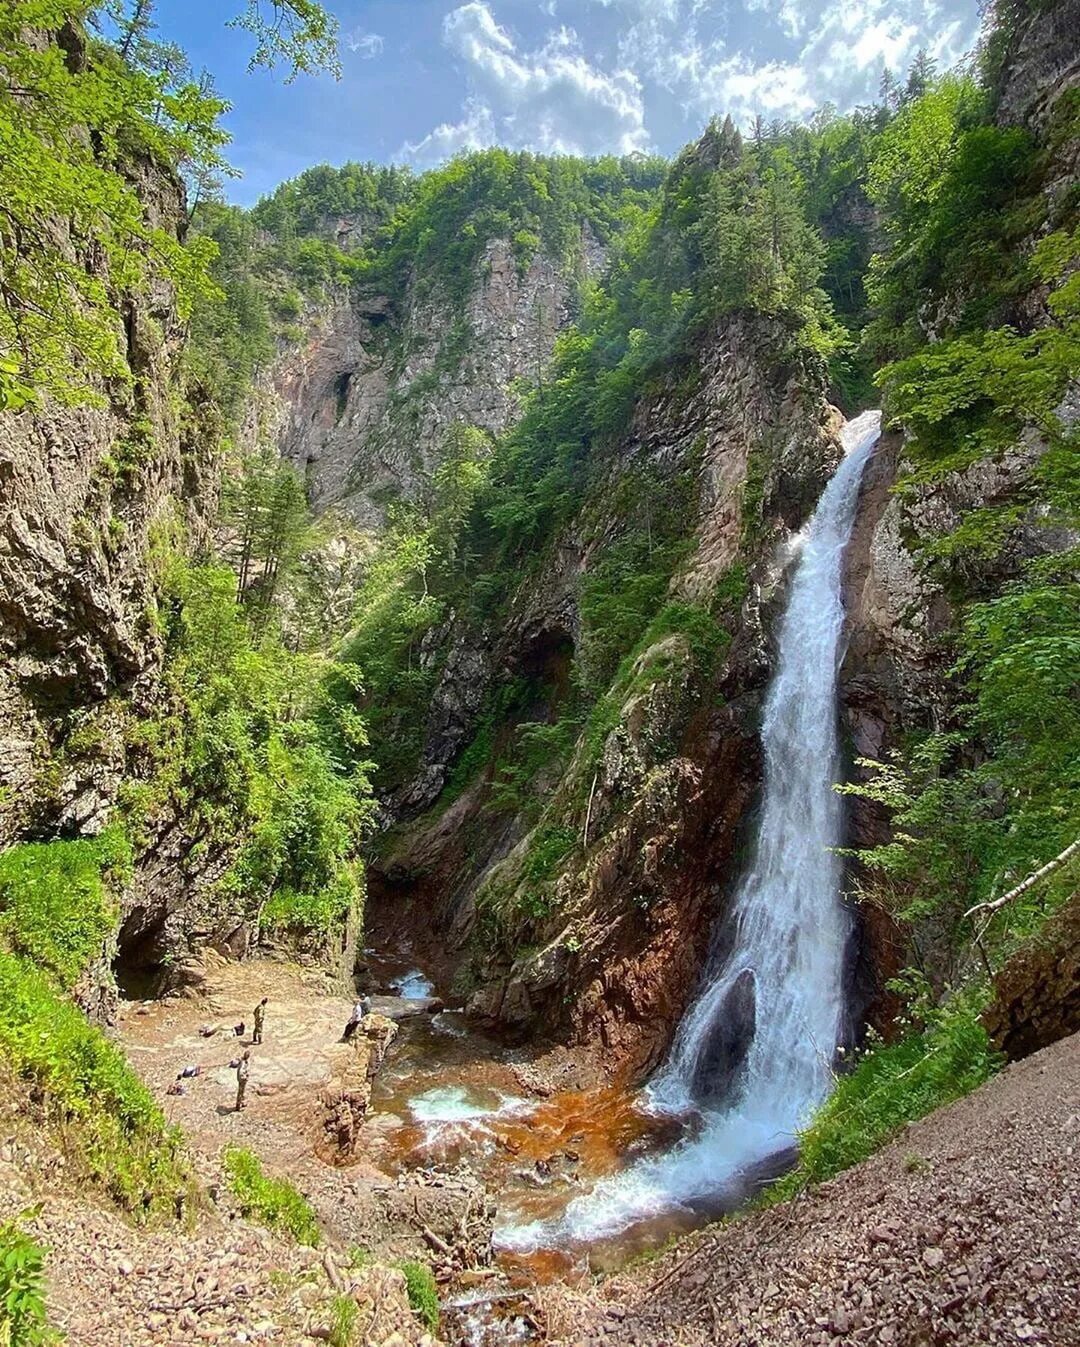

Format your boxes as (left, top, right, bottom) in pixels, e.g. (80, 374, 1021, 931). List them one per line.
(500, 409, 882, 1249)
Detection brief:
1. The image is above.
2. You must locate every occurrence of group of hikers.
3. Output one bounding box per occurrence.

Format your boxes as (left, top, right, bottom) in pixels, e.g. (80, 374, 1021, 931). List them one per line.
(229, 994, 375, 1112)
(232, 995, 267, 1111)
(168, 994, 381, 1112)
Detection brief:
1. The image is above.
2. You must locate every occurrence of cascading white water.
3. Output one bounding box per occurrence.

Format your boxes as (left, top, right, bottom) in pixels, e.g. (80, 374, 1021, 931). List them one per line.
(499, 410, 882, 1249)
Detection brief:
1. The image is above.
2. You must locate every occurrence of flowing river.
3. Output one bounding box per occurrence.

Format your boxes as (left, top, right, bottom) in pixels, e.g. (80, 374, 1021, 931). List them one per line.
(367, 411, 882, 1280)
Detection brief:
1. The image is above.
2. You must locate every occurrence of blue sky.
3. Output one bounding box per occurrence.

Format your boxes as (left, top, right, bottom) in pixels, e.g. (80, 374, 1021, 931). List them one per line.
(155, 0, 983, 205)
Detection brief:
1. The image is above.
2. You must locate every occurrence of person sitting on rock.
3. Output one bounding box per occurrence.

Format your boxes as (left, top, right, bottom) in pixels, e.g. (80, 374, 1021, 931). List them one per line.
(235, 1050, 251, 1112)
(341, 995, 371, 1042)
(252, 997, 268, 1044)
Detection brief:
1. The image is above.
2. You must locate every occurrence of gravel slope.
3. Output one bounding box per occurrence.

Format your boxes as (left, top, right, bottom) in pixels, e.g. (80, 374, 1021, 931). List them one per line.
(546, 1032, 1080, 1346)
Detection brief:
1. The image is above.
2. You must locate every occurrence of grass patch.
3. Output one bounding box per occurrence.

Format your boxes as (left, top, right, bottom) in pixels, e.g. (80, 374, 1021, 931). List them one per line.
(327, 1293, 359, 1347)
(0, 951, 186, 1216)
(223, 1145, 320, 1246)
(765, 995, 999, 1205)
(399, 1259, 439, 1331)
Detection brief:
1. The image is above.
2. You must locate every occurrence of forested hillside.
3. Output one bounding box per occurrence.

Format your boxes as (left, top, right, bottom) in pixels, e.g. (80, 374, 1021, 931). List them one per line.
(0, 0, 1078, 1343)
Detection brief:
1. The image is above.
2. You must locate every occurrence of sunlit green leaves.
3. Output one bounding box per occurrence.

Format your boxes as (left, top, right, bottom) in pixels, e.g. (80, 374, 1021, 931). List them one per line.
(228, 1, 340, 82)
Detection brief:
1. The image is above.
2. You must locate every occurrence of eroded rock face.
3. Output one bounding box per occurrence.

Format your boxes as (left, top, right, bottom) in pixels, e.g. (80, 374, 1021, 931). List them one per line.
(0, 160, 207, 851)
(322, 1012, 400, 1158)
(840, 393, 1080, 1005)
(0, 149, 246, 988)
(983, 891, 1080, 1060)
(270, 234, 597, 528)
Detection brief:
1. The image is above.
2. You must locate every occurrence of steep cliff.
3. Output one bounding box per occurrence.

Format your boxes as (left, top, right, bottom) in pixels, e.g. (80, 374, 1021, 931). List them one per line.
(0, 157, 205, 844)
(305, 1, 1080, 1080)
(0, 139, 252, 1001)
(839, 0, 1080, 1011)
(366, 310, 843, 1075)
(272, 231, 599, 528)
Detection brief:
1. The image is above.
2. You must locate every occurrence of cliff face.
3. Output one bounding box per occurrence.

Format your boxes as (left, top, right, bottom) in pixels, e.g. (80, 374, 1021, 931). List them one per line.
(0, 150, 239, 1002)
(0, 158, 212, 847)
(839, 0, 1080, 1008)
(266, 232, 599, 528)
(369, 313, 843, 1075)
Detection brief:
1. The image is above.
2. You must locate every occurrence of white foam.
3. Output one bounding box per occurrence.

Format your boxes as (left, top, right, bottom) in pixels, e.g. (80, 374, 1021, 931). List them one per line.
(393, 968, 435, 999)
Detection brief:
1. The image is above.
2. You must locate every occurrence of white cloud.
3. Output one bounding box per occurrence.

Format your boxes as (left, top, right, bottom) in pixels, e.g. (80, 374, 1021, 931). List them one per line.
(401, 96, 498, 163)
(400, 0, 982, 167)
(346, 29, 385, 59)
(612, 0, 980, 128)
(403, 2, 650, 164)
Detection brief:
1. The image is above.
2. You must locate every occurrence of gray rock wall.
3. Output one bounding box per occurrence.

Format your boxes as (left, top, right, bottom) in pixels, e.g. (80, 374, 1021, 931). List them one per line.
(268, 233, 596, 528)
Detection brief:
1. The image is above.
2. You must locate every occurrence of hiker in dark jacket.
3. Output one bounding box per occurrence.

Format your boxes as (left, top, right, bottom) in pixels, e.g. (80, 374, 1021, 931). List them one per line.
(252, 997, 268, 1044)
(341, 996, 371, 1042)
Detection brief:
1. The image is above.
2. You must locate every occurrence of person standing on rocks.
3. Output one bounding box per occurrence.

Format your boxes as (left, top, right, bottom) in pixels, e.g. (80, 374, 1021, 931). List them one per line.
(235, 1050, 251, 1112)
(252, 997, 268, 1044)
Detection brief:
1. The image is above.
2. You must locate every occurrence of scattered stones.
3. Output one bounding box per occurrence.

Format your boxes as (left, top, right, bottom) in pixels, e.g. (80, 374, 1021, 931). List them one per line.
(542, 1032, 1080, 1347)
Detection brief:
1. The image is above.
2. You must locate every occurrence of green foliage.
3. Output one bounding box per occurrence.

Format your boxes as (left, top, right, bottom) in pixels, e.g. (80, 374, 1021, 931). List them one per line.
(228, 0, 340, 81)
(767, 992, 998, 1201)
(123, 550, 374, 931)
(398, 1260, 439, 1332)
(223, 1145, 320, 1245)
(865, 76, 1040, 364)
(0, 829, 131, 988)
(0, 1213, 52, 1347)
(519, 825, 577, 917)
(0, 951, 186, 1213)
(221, 448, 315, 624)
(338, 517, 442, 790)
(375, 150, 666, 309)
(186, 204, 275, 419)
(258, 868, 360, 941)
(326, 1294, 359, 1347)
(0, 1, 341, 410)
(838, 42, 1080, 987)
(0, 3, 223, 408)
(575, 468, 698, 698)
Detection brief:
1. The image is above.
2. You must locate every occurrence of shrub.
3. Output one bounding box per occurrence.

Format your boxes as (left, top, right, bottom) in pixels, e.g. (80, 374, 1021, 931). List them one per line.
(399, 1260, 439, 1332)
(0, 1213, 51, 1346)
(0, 829, 131, 989)
(258, 868, 361, 940)
(223, 1146, 320, 1246)
(0, 953, 185, 1215)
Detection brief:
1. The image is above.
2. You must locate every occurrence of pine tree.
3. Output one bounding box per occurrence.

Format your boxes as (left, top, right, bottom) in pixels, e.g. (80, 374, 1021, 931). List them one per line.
(905, 48, 937, 101)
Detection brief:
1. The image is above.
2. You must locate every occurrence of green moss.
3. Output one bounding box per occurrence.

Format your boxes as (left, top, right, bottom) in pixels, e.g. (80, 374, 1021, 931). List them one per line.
(223, 1145, 320, 1246)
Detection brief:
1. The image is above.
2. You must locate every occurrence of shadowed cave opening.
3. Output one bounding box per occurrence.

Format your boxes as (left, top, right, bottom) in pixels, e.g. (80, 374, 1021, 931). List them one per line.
(112, 906, 172, 1000)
